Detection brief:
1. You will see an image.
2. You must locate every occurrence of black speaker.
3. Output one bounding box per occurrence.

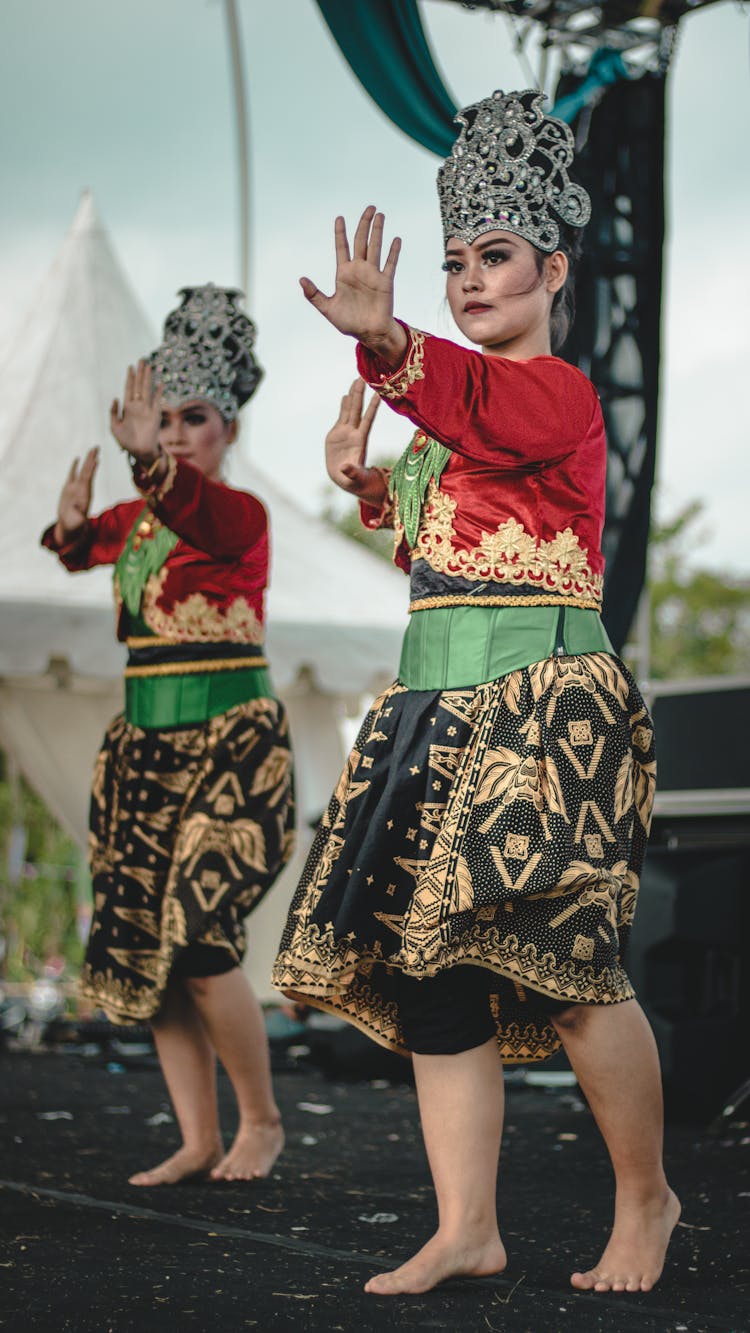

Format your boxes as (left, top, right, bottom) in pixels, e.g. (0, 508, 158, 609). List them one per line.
(650, 681, 750, 792)
(629, 826, 750, 1119)
(625, 678, 750, 1117)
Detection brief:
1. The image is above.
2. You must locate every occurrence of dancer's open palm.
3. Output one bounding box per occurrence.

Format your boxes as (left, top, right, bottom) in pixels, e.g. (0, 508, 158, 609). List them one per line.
(56, 447, 99, 542)
(110, 360, 163, 464)
(301, 207, 404, 359)
(326, 378, 385, 501)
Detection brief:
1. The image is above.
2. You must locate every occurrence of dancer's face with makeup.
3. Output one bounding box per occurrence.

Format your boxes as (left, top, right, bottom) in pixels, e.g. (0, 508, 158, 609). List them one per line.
(157, 401, 237, 480)
(443, 230, 567, 360)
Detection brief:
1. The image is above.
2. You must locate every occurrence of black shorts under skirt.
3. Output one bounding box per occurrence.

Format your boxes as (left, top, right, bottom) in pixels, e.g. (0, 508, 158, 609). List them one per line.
(272, 653, 655, 1063)
(81, 698, 295, 1024)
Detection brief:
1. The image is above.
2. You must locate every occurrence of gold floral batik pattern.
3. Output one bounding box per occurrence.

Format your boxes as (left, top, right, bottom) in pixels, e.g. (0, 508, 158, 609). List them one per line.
(272, 653, 655, 1062)
(83, 698, 295, 1023)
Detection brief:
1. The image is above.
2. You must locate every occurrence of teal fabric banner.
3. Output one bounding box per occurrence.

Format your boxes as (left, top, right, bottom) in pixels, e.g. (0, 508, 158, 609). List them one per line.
(551, 49, 629, 124)
(316, 0, 458, 156)
(316, 2, 629, 147)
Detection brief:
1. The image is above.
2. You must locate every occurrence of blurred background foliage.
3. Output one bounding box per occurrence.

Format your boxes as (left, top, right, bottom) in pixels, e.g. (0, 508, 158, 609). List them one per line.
(0, 751, 84, 982)
(648, 501, 750, 679)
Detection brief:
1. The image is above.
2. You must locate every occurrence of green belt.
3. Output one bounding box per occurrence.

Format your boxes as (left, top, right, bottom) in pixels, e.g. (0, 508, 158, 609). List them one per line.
(125, 665, 274, 729)
(398, 604, 614, 691)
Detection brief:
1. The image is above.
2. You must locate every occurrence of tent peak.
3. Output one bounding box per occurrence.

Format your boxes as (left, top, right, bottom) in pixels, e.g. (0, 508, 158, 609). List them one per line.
(70, 188, 102, 236)
(0, 190, 155, 494)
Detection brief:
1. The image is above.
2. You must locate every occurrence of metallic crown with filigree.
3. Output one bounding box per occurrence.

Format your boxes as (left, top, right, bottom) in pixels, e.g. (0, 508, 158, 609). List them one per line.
(148, 284, 263, 421)
(437, 89, 591, 253)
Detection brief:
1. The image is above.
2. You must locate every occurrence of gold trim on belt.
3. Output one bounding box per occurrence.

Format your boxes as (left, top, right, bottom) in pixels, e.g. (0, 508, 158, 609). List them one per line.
(125, 635, 177, 648)
(124, 657, 268, 679)
(408, 594, 602, 613)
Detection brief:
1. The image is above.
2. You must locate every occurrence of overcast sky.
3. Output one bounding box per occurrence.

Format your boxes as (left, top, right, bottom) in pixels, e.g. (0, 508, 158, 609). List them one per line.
(1, 0, 748, 573)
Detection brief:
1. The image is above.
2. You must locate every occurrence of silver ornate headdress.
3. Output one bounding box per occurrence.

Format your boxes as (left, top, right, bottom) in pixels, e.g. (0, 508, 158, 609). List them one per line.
(437, 89, 591, 252)
(148, 284, 263, 421)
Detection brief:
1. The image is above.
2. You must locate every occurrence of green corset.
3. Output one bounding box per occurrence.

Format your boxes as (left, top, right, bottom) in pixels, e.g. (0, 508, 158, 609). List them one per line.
(399, 604, 614, 691)
(123, 612, 273, 730)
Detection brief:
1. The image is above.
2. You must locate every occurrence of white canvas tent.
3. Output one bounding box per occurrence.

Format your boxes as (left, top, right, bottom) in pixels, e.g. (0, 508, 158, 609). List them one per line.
(0, 193, 407, 997)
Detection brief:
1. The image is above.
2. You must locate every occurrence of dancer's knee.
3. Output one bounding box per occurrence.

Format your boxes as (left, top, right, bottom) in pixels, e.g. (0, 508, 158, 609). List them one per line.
(183, 973, 214, 1001)
(549, 1003, 589, 1036)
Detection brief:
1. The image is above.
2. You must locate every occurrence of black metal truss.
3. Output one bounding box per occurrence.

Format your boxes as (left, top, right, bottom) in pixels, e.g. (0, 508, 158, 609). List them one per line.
(559, 73, 666, 650)
(436, 0, 721, 65)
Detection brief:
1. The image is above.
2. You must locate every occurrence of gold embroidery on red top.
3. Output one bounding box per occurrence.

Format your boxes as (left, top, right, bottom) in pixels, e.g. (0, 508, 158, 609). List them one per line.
(140, 567, 264, 644)
(134, 451, 178, 503)
(411, 481, 603, 604)
(375, 329, 426, 401)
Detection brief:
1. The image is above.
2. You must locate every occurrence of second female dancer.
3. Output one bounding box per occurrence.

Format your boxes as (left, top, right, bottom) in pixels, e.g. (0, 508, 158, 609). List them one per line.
(44, 286, 294, 1185)
(274, 91, 679, 1296)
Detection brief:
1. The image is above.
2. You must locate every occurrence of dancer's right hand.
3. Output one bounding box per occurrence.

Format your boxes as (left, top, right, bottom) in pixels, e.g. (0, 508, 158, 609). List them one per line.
(300, 207, 407, 366)
(326, 379, 387, 504)
(55, 447, 99, 544)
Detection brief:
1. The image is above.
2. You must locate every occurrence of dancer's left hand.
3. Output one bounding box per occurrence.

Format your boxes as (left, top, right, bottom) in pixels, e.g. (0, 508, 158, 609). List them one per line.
(110, 360, 164, 465)
(325, 378, 386, 503)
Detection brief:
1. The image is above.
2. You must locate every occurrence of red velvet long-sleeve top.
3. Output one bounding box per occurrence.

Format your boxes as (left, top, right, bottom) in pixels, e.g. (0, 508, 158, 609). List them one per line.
(42, 454, 269, 644)
(357, 325, 606, 613)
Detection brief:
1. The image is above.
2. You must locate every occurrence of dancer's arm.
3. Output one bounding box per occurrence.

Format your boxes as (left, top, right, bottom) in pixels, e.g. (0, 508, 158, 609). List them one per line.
(134, 457, 267, 561)
(357, 326, 599, 470)
(41, 448, 141, 568)
(300, 207, 597, 470)
(111, 360, 266, 560)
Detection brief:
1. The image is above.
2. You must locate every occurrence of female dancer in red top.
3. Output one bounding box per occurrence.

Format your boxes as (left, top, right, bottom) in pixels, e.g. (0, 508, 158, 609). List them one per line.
(45, 287, 294, 1185)
(274, 91, 679, 1296)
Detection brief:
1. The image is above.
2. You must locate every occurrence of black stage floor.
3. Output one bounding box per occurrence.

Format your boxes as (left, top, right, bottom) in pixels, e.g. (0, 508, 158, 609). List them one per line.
(0, 1042, 748, 1333)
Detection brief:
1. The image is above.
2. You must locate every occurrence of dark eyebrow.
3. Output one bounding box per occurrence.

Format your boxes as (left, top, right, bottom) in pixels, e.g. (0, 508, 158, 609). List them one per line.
(476, 236, 516, 250)
(445, 236, 517, 258)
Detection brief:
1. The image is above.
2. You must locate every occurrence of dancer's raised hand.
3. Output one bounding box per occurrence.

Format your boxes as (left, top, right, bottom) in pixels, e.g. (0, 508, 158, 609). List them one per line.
(325, 378, 386, 504)
(110, 360, 164, 465)
(55, 447, 99, 544)
(300, 207, 407, 365)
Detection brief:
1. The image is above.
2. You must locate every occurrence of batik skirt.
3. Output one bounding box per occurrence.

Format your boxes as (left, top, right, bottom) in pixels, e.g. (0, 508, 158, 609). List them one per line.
(81, 697, 295, 1024)
(272, 652, 655, 1062)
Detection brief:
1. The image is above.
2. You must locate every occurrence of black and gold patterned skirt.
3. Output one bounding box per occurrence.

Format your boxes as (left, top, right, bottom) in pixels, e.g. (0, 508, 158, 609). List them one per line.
(272, 653, 655, 1062)
(82, 698, 295, 1024)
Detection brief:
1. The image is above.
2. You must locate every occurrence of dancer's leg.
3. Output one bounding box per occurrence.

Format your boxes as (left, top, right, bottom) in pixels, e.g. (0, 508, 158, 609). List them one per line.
(551, 999, 680, 1293)
(185, 967, 284, 1180)
(129, 981, 222, 1186)
(365, 1037, 507, 1295)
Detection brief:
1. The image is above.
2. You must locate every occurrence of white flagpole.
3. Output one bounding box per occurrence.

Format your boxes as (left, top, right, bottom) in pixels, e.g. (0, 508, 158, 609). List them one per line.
(224, 0, 251, 296)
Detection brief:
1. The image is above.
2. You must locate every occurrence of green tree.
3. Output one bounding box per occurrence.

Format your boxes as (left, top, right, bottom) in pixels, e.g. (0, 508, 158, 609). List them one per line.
(321, 494, 395, 563)
(0, 750, 84, 981)
(320, 460, 398, 566)
(648, 502, 750, 679)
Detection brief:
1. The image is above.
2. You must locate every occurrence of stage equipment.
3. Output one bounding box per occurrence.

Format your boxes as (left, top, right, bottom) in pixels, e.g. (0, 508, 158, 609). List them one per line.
(630, 678, 750, 1119)
(559, 72, 665, 652)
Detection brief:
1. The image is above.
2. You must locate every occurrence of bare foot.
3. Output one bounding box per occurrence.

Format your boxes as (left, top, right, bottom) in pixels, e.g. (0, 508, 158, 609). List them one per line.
(128, 1142, 223, 1187)
(364, 1226, 507, 1296)
(210, 1120, 284, 1181)
(571, 1187, 681, 1293)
